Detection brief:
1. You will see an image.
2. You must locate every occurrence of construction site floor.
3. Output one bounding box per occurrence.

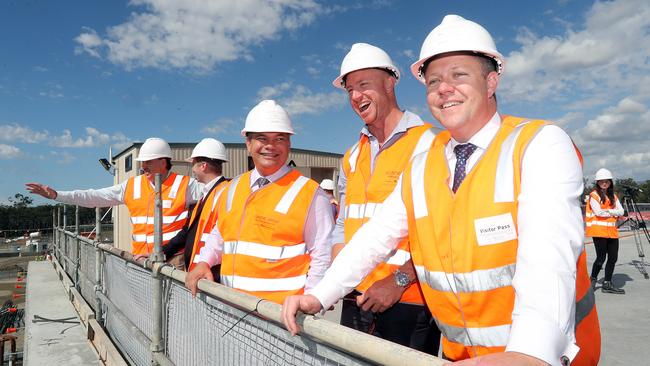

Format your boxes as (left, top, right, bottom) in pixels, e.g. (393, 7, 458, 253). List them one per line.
(24, 261, 100, 365)
(585, 234, 650, 365)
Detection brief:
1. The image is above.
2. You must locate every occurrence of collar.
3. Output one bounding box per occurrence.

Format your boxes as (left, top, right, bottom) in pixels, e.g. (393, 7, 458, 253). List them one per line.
(250, 165, 290, 187)
(447, 112, 501, 152)
(202, 176, 223, 196)
(359, 110, 424, 141)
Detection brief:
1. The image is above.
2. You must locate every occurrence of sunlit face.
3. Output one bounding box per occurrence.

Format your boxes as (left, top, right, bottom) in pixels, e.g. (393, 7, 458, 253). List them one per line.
(423, 53, 498, 142)
(597, 179, 612, 190)
(245, 132, 290, 176)
(344, 68, 395, 126)
(140, 158, 168, 182)
(191, 159, 207, 183)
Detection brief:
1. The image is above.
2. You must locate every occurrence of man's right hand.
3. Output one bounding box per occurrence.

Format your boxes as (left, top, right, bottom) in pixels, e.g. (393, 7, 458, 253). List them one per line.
(25, 183, 57, 200)
(184, 262, 214, 297)
(281, 294, 323, 336)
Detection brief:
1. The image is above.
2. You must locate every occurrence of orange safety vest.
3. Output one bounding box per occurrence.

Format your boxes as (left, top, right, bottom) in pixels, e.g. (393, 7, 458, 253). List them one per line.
(342, 124, 435, 304)
(585, 191, 619, 238)
(401, 116, 600, 364)
(217, 169, 319, 304)
(186, 180, 228, 271)
(123, 173, 190, 255)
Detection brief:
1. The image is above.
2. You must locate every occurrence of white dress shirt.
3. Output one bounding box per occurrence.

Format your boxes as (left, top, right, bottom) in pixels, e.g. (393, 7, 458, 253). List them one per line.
(328, 110, 425, 246)
(197, 165, 334, 290)
(309, 112, 584, 366)
(55, 173, 202, 208)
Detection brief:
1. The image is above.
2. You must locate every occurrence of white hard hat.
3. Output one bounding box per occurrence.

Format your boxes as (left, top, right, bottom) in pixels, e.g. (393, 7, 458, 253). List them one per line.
(241, 100, 295, 136)
(333, 43, 400, 89)
(320, 179, 335, 191)
(188, 138, 228, 162)
(136, 137, 172, 161)
(410, 14, 505, 83)
(595, 168, 613, 181)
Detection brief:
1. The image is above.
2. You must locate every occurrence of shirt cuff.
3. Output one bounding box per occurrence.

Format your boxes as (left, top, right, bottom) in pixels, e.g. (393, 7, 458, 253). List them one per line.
(506, 314, 579, 366)
(196, 248, 220, 267)
(305, 282, 340, 312)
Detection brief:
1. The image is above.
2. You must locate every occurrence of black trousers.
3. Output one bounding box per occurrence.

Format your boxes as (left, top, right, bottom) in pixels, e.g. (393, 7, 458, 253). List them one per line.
(340, 291, 441, 355)
(591, 237, 619, 282)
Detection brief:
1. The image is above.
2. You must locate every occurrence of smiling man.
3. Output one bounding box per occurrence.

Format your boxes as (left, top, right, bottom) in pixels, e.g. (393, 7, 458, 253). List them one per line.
(26, 137, 200, 259)
(328, 43, 440, 354)
(283, 15, 600, 366)
(184, 100, 334, 304)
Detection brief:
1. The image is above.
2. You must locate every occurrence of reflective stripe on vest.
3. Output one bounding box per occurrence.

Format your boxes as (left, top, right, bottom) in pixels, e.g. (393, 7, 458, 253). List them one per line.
(221, 274, 306, 292)
(132, 229, 182, 244)
(493, 120, 530, 203)
(133, 175, 142, 199)
(168, 174, 183, 199)
(576, 283, 596, 326)
(226, 175, 241, 212)
(345, 202, 383, 219)
(438, 321, 510, 348)
(415, 263, 516, 293)
(275, 176, 309, 214)
(130, 211, 188, 225)
(223, 240, 306, 260)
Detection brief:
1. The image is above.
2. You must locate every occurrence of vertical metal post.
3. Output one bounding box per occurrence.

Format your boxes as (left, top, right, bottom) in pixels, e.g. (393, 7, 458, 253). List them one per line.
(52, 209, 57, 255)
(94, 207, 103, 320)
(75, 205, 80, 290)
(63, 205, 67, 231)
(150, 173, 165, 363)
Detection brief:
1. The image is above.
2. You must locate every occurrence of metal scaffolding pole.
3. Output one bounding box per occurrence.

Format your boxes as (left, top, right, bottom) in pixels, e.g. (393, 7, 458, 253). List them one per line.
(150, 173, 165, 364)
(94, 207, 103, 322)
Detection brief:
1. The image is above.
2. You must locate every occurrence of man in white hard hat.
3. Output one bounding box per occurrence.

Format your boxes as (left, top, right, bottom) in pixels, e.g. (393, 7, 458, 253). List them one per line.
(283, 15, 600, 366)
(185, 100, 334, 304)
(327, 42, 439, 354)
(319, 178, 339, 219)
(138, 138, 230, 272)
(26, 137, 201, 260)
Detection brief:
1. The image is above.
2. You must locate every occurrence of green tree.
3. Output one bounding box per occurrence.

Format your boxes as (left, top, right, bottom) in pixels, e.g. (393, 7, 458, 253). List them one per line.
(8, 193, 33, 208)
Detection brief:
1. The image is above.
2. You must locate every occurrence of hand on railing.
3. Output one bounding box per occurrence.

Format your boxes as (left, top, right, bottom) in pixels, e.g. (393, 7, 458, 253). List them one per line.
(281, 294, 323, 336)
(185, 262, 214, 297)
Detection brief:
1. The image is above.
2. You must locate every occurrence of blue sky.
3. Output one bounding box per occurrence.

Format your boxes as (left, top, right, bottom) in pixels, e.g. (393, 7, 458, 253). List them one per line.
(1, 0, 649, 205)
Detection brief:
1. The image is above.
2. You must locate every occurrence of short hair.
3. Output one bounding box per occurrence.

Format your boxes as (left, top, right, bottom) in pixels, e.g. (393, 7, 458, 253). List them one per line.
(342, 67, 397, 88)
(164, 158, 172, 170)
(193, 156, 223, 173)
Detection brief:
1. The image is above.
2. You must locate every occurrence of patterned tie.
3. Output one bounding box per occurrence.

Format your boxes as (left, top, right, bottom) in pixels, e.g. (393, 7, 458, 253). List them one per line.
(452, 143, 477, 193)
(254, 177, 270, 189)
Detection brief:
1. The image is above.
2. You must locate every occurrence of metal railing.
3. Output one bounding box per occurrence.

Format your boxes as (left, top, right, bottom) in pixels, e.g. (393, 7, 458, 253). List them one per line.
(49, 174, 444, 366)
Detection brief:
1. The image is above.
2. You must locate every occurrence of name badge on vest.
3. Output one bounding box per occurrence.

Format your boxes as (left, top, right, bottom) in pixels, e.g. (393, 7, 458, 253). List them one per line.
(474, 213, 517, 246)
(162, 200, 172, 209)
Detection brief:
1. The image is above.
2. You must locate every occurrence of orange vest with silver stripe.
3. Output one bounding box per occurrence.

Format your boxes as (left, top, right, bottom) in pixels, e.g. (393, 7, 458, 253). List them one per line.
(342, 124, 434, 304)
(123, 173, 190, 255)
(401, 116, 600, 364)
(585, 191, 619, 238)
(217, 169, 318, 304)
(187, 180, 228, 271)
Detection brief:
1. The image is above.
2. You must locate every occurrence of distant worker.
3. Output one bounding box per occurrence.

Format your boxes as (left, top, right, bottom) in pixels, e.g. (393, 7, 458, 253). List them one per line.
(26, 137, 200, 267)
(137, 138, 229, 273)
(319, 179, 339, 219)
(328, 42, 439, 354)
(587, 168, 626, 294)
(283, 15, 600, 366)
(185, 100, 334, 304)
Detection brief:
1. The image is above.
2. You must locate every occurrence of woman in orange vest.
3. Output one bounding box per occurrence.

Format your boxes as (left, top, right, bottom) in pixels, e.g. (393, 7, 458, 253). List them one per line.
(586, 168, 625, 294)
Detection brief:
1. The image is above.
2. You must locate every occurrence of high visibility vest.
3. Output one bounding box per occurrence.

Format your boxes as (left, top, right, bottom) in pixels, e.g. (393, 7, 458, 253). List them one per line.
(401, 116, 600, 364)
(217, 169, 318, 304)
(585, 191, 619, 238)
(123, 173, 190, 255)
(342, 124, 434, 304)
(186, 180, 228, 271)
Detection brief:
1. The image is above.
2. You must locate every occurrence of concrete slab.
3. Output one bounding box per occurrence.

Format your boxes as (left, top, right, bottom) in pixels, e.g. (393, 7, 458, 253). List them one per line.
(24, 261, 100, 366)
(585, 234, 650, 366)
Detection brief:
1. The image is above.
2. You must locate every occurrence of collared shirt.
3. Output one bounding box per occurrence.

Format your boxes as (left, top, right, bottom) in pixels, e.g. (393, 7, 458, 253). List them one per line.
(310, 112, 584, 366)
(197, 165, 334, 290)
(201, 176, 223, 199)
(55, 174, 202, 207)
(328, 110, 425, 246)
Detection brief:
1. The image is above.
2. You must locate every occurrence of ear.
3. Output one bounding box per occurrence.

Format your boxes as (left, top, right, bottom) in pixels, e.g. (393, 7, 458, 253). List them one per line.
(384, 76, 396, 94)
(245, 138, 253, 154)
(486, 71, 499, 98)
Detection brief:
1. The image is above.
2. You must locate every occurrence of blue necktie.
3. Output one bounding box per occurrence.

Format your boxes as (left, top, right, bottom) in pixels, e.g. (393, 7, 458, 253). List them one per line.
(254, 177, 270, 189)
(452, 143, 477, 193)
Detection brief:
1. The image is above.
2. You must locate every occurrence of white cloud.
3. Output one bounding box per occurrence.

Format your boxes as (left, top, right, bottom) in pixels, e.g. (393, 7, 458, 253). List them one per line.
(0, 123, 133, 149)
(49, 151, 77, 164)
(257, 82, 346, 116)
(501, 0, 650, 103)
(74, 0, 321, 73)
(573, 97, 650, 179)
(0, 144, 20, 159)
(202, 118, 238, 135)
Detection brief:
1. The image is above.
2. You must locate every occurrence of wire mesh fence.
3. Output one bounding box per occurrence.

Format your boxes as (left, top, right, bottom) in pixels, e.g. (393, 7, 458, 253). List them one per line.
(51, 204, 444, 366)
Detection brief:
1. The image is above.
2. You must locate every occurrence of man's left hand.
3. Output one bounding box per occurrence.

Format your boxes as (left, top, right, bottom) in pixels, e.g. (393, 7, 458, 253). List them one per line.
(356, 275, 405, 313)
(446, 352, 549, 366)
